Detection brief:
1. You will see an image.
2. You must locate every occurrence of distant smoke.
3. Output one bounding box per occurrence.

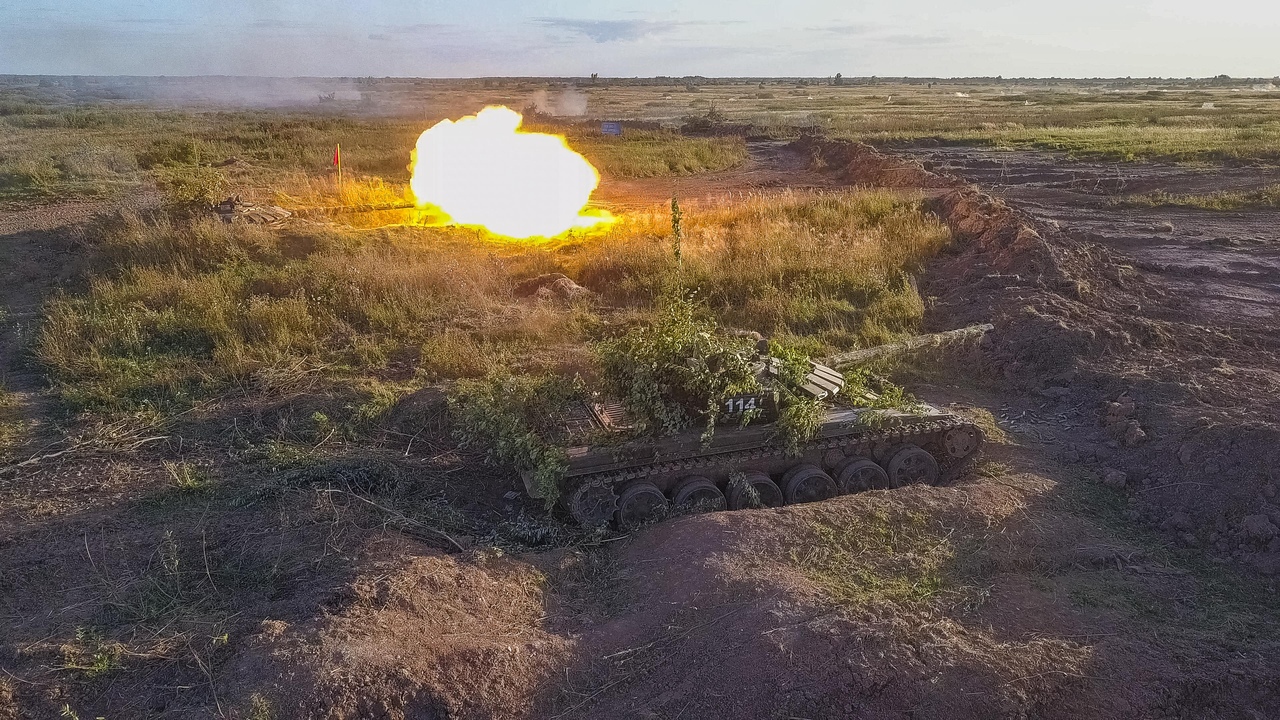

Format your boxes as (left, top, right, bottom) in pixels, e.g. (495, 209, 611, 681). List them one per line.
(42, 76, 372, 109)
(530, 88, 589, 117)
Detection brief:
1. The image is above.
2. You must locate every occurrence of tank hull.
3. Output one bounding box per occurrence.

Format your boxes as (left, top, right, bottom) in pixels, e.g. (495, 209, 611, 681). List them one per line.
(532, 404, 986, 528)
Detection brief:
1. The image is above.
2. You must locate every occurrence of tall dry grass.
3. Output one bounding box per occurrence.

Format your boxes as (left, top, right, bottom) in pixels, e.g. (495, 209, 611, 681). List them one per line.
(37, 188, 948, 413)
(562, 189, 948, 347)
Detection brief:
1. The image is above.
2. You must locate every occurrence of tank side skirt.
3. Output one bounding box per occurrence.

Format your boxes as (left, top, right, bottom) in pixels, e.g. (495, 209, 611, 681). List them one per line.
(564, 417, 981, 502)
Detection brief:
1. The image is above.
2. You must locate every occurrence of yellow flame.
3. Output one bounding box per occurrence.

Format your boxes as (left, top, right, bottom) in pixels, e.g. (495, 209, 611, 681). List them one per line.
(408, 106, 612, 240)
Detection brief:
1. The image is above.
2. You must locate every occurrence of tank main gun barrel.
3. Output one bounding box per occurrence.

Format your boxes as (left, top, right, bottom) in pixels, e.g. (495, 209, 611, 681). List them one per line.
(825, 323, 994, 370)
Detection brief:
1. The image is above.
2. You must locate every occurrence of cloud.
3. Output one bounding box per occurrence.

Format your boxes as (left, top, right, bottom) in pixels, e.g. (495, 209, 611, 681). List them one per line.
(113, 17, 186, 26)
(533, 18, 680, 43)
(877, 33, 951, 46)
(386, 23, 457, 36)
(818, 23, 877, 35)
(811, 24, 949, 45)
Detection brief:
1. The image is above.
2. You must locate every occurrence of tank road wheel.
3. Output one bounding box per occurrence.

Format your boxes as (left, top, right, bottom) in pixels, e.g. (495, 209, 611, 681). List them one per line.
(727, 471, 784, 511)
(569, 483, 619, 529)
(886, 444, 940, 488)
(616, 482, 669, 530)
(834, 457, 890, 494)
(943, 426, 982, 460)
(672, 476, 727, 514)
(781, 464, 838, 505)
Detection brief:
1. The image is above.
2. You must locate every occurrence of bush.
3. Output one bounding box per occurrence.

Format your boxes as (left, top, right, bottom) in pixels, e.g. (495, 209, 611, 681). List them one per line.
(448, 372, 585, 505)
(155, 166, 226, 217)
(598, 292, 762, 438)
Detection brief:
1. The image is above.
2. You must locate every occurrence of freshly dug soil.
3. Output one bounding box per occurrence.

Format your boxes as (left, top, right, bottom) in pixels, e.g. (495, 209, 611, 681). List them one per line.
(796, 137, 1280, 573)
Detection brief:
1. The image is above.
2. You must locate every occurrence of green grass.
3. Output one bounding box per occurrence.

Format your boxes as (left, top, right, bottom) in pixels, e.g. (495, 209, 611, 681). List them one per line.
(925, 124, 1280, 163)
(1108, 185, 1280, 210)
(569, 130, 747, 178)
(6, 79, 1280, 206)
(37, 187, 947, 416)
(0, 93, 750, 203)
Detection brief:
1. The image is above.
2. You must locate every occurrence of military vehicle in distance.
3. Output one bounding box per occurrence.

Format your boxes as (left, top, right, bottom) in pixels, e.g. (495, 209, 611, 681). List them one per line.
(214, 195, 292, 226)
(523, 345, 986, 529)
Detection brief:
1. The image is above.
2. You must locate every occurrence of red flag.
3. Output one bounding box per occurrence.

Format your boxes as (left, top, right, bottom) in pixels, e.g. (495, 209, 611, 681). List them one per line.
(333, 144, 341, 166)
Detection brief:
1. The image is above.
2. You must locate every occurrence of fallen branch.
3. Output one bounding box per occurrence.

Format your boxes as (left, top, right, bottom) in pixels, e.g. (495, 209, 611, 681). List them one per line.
(826, 323, 994, 370)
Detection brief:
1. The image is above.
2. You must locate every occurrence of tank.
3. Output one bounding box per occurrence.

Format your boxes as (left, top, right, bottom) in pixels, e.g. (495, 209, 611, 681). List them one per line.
(524, 352, 986, 529)
(214, 195, 293, 226)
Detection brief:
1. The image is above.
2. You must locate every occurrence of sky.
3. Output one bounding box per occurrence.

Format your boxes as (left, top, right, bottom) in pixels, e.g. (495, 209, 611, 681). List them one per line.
(1, 0, 1278, 78)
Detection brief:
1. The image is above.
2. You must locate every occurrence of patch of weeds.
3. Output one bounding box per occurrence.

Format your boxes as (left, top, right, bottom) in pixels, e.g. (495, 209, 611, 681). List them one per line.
(155, 165, 226, 218)
(546, 547, 629, 618)
(57, 626, 124, 678)
(960, 407, 1011, 444)
(103, 530, 216, 625)
(247, 440, 323, 473)
(136, 137, 207, 169)
(287, 456, 410, 495)
(247, 693, 278, 720)
(789, 506, 981, 610)
(1108, 185, 1280, 211)
(492, 513, 576, 548)
(165, 461, 211, 494)
(0, 382, 26, 456)
(419, 329, 498, 379)
(975, 460, 1014, 479)
(343, 380, 409, 435)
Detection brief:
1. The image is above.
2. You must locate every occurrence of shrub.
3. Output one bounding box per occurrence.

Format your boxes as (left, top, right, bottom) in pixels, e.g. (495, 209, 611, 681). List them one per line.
(155, 165, 226, 217)
(598, 292, 762, 438)
(448, 372, 585, 505)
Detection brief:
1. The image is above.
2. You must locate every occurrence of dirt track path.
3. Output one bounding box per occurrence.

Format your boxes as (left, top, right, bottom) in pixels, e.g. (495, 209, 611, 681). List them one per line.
(0, 196, 165, 463)
(898, 147, 1280, 337)
(0, 202, 101, 456)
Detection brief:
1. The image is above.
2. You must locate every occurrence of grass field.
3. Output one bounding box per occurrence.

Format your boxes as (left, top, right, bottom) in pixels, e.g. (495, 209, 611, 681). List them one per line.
(6, 74, 1280, 719)
(5, 76, 1280, 205)
(36, 187, 942, 418)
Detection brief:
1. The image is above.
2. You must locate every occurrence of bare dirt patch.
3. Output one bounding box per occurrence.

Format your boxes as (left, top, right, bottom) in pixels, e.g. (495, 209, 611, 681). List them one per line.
(865, 143, 1280, 569)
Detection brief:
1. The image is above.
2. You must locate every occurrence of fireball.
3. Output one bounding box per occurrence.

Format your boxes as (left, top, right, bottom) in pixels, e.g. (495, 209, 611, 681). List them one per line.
(408, 106, 611, 240)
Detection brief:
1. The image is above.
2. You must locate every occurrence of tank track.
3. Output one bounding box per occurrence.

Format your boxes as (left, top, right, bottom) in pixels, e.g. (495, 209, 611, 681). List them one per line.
(566, 416, 984, 528)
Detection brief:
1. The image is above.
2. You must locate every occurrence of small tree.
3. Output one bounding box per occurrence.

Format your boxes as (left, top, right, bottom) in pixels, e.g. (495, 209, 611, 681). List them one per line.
(833, 72, 844, 86)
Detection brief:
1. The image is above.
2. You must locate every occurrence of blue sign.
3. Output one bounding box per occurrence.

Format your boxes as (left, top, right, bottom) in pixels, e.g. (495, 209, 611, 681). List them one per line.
(601, 122, 623, 136)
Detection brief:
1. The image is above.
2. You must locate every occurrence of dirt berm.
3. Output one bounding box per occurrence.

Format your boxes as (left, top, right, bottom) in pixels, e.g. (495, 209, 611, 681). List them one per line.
(793, 136, 1280, 571)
